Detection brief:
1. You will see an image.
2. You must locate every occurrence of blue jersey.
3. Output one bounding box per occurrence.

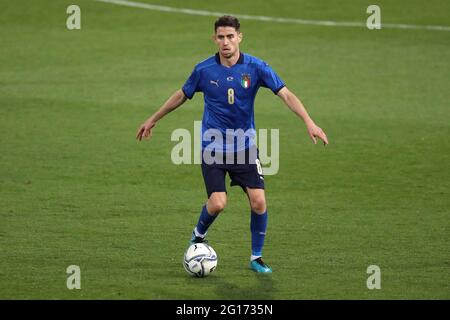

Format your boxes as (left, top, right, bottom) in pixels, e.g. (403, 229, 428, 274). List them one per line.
(182, 52, 285, 152)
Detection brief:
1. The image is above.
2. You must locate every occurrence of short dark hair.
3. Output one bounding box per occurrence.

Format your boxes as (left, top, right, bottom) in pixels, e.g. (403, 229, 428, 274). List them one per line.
(214, 15, 240, 32)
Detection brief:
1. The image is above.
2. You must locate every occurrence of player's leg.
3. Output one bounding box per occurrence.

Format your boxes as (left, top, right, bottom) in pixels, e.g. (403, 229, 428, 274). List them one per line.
(246, 188, 272, 273)
(228, 147, 272, 273)
(192, 192, 227, 242)
(190, 163, 227, 244)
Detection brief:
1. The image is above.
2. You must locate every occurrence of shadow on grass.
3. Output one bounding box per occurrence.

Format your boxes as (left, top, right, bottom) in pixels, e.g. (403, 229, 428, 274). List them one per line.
(212, 272, 275, 300)
(178, 271, 274, 300)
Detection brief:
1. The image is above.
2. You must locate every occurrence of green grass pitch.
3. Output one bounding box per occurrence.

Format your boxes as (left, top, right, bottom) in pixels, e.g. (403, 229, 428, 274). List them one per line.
(1, 0, 449, 299)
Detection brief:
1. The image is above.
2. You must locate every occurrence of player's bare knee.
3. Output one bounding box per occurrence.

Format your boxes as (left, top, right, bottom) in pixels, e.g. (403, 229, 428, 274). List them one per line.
(250, 197, 266, 213)
(208, 201, 226, 214)
(207, 194, 227, 214)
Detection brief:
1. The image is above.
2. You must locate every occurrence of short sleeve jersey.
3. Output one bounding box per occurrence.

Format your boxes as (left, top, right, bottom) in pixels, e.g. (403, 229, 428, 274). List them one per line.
(182, 52, 285, 152)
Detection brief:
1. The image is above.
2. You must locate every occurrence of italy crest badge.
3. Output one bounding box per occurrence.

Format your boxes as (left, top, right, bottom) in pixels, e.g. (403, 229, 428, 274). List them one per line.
(241, 74, 251, 89)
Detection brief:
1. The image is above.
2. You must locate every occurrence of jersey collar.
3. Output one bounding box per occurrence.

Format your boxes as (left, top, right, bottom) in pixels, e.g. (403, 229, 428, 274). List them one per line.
(215, 52, 244, 66)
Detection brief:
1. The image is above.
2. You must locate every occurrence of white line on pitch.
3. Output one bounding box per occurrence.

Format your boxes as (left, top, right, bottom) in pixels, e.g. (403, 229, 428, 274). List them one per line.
(94, 0, 450, 32)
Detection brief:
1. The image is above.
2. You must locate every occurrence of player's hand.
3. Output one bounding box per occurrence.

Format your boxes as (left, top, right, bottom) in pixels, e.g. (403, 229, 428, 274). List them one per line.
(306, 122, 328, 145)
(136, 121, 156, 141)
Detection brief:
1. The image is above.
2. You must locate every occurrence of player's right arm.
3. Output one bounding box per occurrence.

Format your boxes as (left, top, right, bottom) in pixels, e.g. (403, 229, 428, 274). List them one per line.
(136, 89, 187, 141)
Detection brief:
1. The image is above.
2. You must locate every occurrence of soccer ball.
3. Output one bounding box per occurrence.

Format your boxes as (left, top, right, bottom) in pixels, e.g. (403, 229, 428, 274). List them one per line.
(183, 243, 218, 277)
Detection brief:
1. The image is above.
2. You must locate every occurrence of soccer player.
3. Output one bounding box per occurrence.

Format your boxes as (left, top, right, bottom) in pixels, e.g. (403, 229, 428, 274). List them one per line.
(136, 16, 328, 273)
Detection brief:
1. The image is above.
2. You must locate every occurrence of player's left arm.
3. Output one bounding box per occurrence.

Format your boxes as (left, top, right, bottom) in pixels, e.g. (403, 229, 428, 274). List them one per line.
(277, 86, 329, 145)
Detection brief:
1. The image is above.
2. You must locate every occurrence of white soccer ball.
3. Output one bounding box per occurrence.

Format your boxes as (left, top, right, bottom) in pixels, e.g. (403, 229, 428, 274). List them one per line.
(183, 243, 218, 277)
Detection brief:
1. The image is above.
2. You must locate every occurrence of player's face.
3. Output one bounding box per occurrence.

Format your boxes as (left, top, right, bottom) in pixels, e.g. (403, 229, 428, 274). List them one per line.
(214, 26, 242, 59)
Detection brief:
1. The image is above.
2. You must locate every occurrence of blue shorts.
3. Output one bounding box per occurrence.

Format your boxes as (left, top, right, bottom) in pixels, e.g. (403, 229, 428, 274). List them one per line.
(201, 147, 265, 198)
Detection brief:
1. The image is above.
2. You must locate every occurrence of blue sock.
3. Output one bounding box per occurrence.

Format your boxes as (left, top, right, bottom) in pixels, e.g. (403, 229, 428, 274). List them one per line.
(250, 210, 268, 257)
(195, 205, 217, 236)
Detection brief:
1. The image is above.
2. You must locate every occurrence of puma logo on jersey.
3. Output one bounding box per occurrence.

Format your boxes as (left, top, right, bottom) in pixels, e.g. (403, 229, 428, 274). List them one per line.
(210, 80, 219, 87)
